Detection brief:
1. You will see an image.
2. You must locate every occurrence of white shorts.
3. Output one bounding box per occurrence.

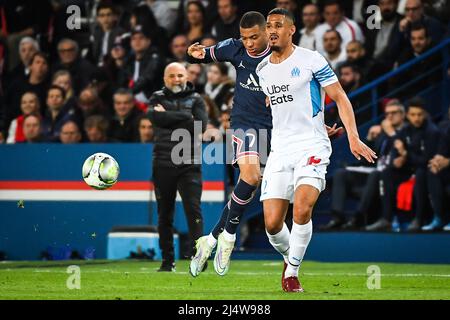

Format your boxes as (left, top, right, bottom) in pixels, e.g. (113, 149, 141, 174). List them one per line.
(260, 143, 331, 202)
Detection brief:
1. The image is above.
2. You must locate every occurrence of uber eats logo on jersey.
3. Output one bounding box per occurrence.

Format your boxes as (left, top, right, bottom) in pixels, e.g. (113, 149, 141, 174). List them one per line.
(267, 84, 293, 105)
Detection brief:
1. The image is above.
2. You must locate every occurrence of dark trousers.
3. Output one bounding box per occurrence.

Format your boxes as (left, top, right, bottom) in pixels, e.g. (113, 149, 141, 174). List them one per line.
(427, 168, 450, 223)
(331, 168, 380, 221)
(153, 164, 203, 263)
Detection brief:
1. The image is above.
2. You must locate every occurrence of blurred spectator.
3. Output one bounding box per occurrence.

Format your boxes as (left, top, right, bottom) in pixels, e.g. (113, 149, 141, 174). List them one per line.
(392, 24, 442, 100)
(315, 1, 365, 56)
(137, 116, 154, 143)
(42, 85, 78, 142)
(120, 25, 165, 104)
(298, 4, 321, 50)
(200, 35, 217, 47)
(424, 122, 450, 231)
(0, 0, 51, 72)
(90, 1, 125, 67)
(422, 0, 450, 26)
(9, 37, 39, 83)
(52, 39, 96, 94)
(59, 121, 82, 144)
(175, 0, 217, 39)
(89, 68, 115, 112)
(202, 93, 223, 142)
(202, 95, 221, 128)
(77, 87, 108, 121)
(183, 1, 210, 44)
(186, 63, 205, 94)
(22, 113, 45, 143)
(52, 70, 75, 105)
(146, 0, 177, 34)
(322, 100, 407, 230)
(211, 0, 240, 42)
(204, 63, 234, 109)
(337, 62, 373, 124)
(345, 40, 385, 83)
(108, 88, 142, 142)
(366, 97, 440, 231)
(103, 36, 127, 89)
(84, 115, 110, 143)
(276, 0, 301, 44)
(169, 35, 190, 63)
(5, 52, 49, 129)
(399, 0, 446, 46)
(323, 30, 347, 70)
(219, 108, 231, 134)
(130, 3, 169, 56)
(365, 0, 403, 69)
(7, 92, 40, 144)
(423, 120, 450, 230)
(338, 62, 362, 93)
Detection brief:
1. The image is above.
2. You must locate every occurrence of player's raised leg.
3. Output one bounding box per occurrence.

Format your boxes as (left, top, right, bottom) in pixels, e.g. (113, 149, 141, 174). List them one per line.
(214, 157, 261, 276)
(189, 201, 230, 277)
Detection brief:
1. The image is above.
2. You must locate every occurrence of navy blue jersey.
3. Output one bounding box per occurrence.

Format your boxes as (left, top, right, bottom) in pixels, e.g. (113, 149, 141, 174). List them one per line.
(201, 38, 272, 129)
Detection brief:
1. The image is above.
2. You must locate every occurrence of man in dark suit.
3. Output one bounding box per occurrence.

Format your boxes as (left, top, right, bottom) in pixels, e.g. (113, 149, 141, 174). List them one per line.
(90, 1, 125, 67)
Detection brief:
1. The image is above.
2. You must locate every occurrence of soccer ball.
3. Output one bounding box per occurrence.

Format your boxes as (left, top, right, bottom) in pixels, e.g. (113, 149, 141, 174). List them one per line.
(82, 153, 120, 190)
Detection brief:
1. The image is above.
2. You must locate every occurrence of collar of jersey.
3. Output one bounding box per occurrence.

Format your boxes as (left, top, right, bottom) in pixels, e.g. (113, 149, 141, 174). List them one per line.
(246, 44, 270, 58)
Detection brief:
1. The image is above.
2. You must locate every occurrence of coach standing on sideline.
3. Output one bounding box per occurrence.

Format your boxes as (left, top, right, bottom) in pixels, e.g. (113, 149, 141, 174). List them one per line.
(147, 62, 208, 272)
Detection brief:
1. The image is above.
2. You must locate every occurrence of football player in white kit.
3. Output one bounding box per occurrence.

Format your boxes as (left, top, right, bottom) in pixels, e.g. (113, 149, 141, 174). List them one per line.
(256, 8, 377, 292)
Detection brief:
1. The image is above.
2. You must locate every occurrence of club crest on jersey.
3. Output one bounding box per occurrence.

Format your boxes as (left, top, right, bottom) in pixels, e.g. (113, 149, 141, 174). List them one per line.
(291, 66, 301, 77)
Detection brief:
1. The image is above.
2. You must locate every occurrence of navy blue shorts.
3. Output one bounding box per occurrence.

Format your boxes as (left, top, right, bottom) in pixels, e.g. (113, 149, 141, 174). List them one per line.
(230, 123, 271, 168)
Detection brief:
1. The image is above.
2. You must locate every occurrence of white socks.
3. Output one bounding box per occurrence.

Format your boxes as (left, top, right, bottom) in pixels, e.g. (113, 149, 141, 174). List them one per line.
(285, 220, 313, 278)
(207, 233, 217, 247)
(266, 223, 290, 264)
(222, 229, 236, 242)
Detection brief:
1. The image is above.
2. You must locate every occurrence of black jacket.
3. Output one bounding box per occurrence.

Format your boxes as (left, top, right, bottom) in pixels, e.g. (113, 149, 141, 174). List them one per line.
(108, 107, 142, 142)
(147, 83, 208, 167)
(90, 26, 125, 65)
(390, 119, 441, 171)
(120, 47, 165, 99)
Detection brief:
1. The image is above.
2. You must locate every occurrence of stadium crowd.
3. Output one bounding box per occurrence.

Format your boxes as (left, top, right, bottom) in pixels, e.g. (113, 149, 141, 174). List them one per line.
(0, 0, 449, 232)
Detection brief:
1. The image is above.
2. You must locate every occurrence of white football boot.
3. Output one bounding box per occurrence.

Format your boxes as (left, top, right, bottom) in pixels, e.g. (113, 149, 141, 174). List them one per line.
(189, 236, 214, 277)
(213, 233, 235, 276)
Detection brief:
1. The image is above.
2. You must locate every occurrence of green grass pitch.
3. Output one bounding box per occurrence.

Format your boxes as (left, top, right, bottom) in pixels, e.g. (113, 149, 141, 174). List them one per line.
(0, 260, 449, 300)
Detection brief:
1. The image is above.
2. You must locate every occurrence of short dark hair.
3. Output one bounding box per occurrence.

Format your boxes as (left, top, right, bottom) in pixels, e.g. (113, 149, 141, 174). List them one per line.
(324, 29, 342, 42)
(48, 85, 66, 100)
(96, 1, 117, 15)
(268, 8, 296, 24)
(324, 0, 342, 11)
(84, 115, 109, 132)
(29, 51, 49, 67)
(338, 62, 360, 74)
(114, 88, 134, 100)
(407, 96, 427, 110)
(410, 22, 429, 38)
(239, 11, 266, 29)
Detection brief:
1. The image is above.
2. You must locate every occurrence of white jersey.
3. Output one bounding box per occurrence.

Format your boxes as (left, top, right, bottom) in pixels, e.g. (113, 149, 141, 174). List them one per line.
(256, 46, 338, 154)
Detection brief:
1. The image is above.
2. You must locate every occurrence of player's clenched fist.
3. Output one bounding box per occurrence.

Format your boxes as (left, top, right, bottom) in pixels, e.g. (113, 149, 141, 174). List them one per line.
(187, 42, 206, 59)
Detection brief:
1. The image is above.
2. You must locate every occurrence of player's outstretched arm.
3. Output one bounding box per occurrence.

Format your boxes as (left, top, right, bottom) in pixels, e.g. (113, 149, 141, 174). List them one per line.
(324, 82, 377, 163)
